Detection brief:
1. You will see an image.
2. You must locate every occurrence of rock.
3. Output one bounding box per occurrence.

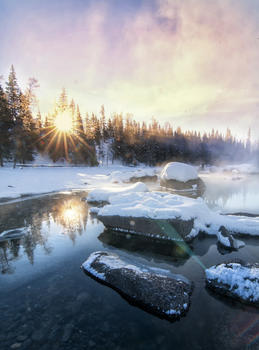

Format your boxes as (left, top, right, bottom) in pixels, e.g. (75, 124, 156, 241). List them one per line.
(97, 215, 194, 242)
(82, 251, 193, 320)
(161, 177, 205, 194)
(217, 226, 245, 250)
(160, 162, 205, 193)
(205, 261, 259, 306)
(129, 175, 158, 183)
(10, 343, 21, 349)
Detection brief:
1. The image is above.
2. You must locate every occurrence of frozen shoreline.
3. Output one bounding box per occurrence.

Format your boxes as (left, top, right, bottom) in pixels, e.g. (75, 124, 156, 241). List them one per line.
(0, 165, 158, 201)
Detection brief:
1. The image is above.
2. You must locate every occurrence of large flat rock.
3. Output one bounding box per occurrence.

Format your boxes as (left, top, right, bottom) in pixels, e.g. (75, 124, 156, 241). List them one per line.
(82, 251, 193, 320)
(97, 215, 194, 241)
(206, 261, 259, 307)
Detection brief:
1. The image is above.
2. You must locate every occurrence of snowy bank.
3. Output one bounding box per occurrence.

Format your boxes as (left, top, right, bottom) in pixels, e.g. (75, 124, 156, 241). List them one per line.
(0, 165, 155, 201)
(109, 168, 158, 183)
(206, 262, 259, 306)
(82, 251, 193, 320)
(87, 182, 149, 204)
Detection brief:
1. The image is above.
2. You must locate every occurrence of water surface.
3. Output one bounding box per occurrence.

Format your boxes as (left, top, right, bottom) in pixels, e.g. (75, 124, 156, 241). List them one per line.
(202, 173, 259, 215)
(0, 191, 259, 350)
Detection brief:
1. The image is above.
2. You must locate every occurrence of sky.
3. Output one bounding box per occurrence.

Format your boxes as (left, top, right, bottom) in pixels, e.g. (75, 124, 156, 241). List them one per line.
(0, 0, 259, 140)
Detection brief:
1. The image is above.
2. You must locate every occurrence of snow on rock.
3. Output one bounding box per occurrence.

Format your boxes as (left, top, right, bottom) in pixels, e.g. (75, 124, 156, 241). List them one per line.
(216, 226, 245, 250)
(206, 262, 259, 306)
(98, 191, 259, 239)
(161, 162, 198, 183)
(87, 182, 149, 204)
(82, 251, 193, 320)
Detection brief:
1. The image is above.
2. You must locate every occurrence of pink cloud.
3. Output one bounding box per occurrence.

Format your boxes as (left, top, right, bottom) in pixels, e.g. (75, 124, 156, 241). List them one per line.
(1, 0, 259, 139)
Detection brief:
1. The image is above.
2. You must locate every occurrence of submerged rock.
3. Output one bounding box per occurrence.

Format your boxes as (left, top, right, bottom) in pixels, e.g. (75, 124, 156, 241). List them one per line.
(205, 261, 259, 306)
(82, 251, 193, 320)
(217, 226, 245, 251)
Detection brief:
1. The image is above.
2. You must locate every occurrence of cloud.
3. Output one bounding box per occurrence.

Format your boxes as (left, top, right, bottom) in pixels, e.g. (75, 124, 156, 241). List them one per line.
(1, 0, 259, 138)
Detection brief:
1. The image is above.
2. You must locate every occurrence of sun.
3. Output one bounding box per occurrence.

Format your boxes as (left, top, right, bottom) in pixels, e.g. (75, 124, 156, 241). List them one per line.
(54, 112, 73, 133)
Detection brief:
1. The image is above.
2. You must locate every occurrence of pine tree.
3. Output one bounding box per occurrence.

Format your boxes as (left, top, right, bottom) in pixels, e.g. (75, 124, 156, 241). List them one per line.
(58, 88, 68, 112)
(0, 82, 13, 166)
(6, 65, 21, 167)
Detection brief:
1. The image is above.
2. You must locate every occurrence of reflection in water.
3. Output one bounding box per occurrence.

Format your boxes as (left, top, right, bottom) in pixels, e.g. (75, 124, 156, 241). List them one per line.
(99, 229, 190, 266)
(51, 197, 88, 243)
(0, 192, 88, 274)
(202, 174, 259, 214)
(0, 190, 259, 350)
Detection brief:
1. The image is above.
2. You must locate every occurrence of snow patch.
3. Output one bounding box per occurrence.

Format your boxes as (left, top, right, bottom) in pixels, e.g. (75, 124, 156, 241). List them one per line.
(87, 182, 149, 203)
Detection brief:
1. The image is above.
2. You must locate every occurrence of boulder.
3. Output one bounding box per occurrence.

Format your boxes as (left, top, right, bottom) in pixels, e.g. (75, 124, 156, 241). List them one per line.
(160, 162, 205, 193)
(97, 214, 194, 242)
(205, 261, 259, 306)
(217, 226, 245, 251)
(82, 251, 193, 320)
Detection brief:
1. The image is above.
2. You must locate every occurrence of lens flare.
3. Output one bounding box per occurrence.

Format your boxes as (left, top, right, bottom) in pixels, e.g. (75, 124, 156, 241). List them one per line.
(155, 220, 206, 270)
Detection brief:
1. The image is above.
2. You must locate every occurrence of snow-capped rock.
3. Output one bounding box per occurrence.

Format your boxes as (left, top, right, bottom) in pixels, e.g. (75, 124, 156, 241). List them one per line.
(206, 262, 259, 306)
(82, 251, 193, 320)
(97, 191, 259, 240)
(161, 162, 198, 182)
(216, 226, 245, 250)
(160, 162, 205, 192)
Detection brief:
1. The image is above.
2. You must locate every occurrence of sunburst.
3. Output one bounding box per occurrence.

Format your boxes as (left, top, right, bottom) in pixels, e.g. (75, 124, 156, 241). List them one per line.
(54, 112, 73, 133)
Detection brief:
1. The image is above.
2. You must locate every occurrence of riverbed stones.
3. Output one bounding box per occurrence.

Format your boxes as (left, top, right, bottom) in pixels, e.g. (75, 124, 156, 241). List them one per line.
(82, 251, 193, 320)
(205, 261, 259, 306)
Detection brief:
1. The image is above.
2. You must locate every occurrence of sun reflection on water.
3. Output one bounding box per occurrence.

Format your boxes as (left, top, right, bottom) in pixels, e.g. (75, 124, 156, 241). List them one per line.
(52, 198, 88, 238)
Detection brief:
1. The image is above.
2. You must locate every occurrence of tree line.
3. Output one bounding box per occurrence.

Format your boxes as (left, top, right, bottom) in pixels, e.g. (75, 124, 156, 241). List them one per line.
(0, 66, 255, 167)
